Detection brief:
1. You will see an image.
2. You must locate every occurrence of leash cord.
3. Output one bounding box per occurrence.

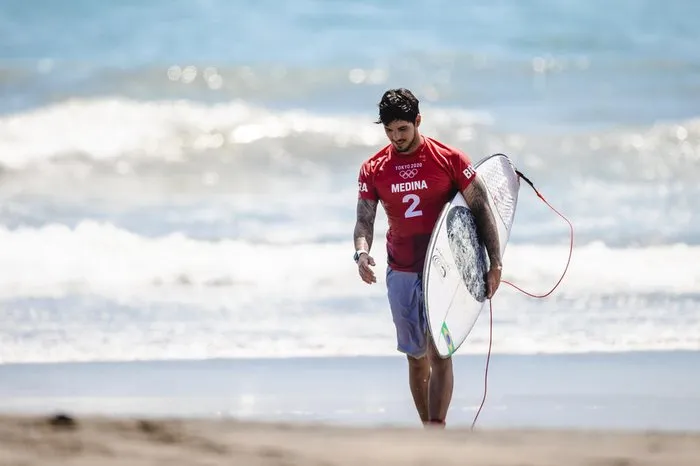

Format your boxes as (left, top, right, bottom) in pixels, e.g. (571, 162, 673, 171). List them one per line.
(470, 170, 574, 430)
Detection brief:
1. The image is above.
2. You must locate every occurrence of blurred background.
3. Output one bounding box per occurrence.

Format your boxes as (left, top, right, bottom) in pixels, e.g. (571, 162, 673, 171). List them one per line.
(0, 0, 698, 364)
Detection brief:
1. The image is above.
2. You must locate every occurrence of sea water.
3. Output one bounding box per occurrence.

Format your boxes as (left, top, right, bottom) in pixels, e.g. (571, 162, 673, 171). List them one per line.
(1, 352, 699, 431)
(0, 0, 699, 365)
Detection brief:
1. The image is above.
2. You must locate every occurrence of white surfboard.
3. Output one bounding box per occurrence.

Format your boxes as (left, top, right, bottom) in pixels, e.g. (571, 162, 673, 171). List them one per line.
(423, 153, 521, 358)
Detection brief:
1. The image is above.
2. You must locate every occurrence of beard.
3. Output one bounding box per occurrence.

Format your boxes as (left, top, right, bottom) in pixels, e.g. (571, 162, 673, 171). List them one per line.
(393, 133, 419, 153)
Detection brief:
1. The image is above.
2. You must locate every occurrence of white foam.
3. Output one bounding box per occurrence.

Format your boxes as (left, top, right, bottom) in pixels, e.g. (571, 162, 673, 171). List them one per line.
(0, 97, 491, 170)
(0, 222, 691, 299)
(0, 221, 697, 302)
(1, 289, 697, 364)
(0, 223, 698, 364)
(0, 221, 371, 303)
(501, 241, 700, 296)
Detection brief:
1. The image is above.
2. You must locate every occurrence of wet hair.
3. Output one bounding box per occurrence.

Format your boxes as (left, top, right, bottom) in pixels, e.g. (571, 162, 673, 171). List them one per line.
(375, 88, 420, 125)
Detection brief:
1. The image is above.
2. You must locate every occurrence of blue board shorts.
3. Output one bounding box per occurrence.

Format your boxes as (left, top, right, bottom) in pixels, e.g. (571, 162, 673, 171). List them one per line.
(386, 266, 429, 359)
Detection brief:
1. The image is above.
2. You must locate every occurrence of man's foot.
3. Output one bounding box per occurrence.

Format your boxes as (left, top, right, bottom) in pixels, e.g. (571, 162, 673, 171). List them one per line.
(423, 419, 446, 429)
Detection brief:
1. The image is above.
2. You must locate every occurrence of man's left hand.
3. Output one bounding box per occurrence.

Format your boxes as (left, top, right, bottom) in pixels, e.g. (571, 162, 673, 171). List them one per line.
(486, 265, 502, 299)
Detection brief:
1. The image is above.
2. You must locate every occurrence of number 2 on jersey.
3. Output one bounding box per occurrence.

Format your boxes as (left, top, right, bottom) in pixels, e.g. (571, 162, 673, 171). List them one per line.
(402, 193, 423, 218)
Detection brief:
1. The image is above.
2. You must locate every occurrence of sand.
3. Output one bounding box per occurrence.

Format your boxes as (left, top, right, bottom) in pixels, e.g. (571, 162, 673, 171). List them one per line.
(1, 414, 699, 465)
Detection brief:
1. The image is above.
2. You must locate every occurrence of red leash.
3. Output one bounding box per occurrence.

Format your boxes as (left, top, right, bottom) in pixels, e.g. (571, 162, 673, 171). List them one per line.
(470, 171, 575, 430)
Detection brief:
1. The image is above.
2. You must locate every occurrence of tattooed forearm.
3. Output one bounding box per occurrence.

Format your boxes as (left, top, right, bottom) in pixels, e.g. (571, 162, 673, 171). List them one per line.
(463, 178, 502, 268)
(354, 199, 378, 252)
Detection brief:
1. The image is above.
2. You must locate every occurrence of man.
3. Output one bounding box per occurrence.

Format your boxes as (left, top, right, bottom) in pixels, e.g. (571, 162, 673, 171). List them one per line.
(353, 88, 502, 428)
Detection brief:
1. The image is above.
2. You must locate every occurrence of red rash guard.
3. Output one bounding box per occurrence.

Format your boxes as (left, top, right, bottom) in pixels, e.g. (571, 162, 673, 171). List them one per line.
(357, 136, 477, 273)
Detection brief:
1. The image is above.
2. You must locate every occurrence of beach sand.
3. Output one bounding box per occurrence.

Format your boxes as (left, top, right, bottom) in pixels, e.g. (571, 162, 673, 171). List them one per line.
(1, 413, 699, 466)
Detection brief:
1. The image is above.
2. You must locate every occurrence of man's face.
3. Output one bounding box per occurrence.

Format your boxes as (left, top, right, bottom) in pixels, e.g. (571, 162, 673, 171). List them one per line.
(383, 118, 419, 153)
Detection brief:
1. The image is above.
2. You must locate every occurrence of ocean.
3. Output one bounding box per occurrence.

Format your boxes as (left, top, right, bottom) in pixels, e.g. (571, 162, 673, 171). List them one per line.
(0, 0, 698, 373)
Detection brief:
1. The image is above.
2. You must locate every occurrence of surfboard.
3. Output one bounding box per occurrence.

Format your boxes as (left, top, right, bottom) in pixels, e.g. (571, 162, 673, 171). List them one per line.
(423, 153, 521, 358)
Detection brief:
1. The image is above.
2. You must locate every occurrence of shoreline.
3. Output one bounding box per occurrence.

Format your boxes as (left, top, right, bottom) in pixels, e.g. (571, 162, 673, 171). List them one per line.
(1, 350, 698, 433)
(2, 348, 698, 366)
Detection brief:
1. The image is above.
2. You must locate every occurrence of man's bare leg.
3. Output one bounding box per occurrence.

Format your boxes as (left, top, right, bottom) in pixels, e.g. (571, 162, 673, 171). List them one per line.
(427, 341, 453, 425)
(407, 354, 431, 423)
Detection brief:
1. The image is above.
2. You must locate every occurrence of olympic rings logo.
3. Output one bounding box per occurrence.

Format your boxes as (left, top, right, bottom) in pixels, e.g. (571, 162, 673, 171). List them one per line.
(399, 169, 418, 179)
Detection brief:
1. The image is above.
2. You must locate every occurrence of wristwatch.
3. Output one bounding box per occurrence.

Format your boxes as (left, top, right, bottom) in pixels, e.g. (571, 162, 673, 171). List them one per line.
(353, 249, 368, 263)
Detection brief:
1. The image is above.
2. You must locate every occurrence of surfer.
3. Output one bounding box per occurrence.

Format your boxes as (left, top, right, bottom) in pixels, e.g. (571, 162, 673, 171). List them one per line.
(352, 88, 503, 428)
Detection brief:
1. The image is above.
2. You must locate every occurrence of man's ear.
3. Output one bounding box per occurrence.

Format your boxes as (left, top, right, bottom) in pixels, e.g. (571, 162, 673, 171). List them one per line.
(415, 114, 422, 127)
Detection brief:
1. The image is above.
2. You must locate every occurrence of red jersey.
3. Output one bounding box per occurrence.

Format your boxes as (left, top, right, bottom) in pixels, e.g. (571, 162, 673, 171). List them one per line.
(357, 136, 477, 273)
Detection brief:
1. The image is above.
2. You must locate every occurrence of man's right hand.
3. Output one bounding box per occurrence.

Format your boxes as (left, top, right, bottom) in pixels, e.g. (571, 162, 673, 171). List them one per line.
(357, 253, 377, 284)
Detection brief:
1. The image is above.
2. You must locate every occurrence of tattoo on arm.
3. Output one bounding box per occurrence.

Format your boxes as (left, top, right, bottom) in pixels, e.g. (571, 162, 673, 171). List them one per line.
(463, 178, 502, 268)
(354, 199, 378, 252)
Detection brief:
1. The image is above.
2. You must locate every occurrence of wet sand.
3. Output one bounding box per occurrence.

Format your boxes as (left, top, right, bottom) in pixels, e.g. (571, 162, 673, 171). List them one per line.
(1, 413, 699, 466)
